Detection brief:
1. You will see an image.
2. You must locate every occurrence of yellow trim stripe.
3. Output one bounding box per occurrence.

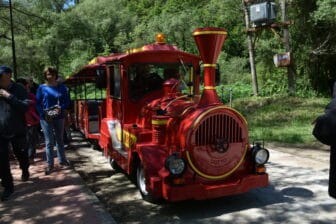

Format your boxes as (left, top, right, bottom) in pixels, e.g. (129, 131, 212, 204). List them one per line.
(122, 130, 137, 148)
(193, 31, 228, 36)
(151, 119, 168, 125)
(88, 57, 98, 65)
(186, 144, 248, 180)
(204, 86, 216, 90)
(203, 64, 216, 67)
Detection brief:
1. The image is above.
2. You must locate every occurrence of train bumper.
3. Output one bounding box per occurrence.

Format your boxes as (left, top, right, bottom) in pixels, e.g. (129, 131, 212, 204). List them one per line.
(152, 173, 269, 202)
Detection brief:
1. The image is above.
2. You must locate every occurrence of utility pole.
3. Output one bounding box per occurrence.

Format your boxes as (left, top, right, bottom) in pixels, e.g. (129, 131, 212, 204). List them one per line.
(280, 0, 295, 95)
(242, 0, 258, 96)
(9, 0, 17, 80)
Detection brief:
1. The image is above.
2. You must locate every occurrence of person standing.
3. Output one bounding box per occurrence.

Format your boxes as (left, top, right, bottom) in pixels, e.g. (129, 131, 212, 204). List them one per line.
(330, 145, 336, 199)
(9, 78, 31, 182)
(27, 76, 38, 95)
(16, 78, 40, 163)
(324, 99, 336, 199)
(35, 66, 71, 175)
(0, 65, 29, 201)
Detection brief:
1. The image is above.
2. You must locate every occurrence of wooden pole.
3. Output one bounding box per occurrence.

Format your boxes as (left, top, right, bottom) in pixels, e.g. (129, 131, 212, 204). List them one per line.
(242, 0, 258, 96)
(281, 0, 295, 95)
(9, 0, 17, 80)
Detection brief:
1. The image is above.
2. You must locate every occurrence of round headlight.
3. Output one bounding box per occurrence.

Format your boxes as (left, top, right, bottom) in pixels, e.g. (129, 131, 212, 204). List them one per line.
(165, 155, 186, 176)
(254, 148, 269, 165)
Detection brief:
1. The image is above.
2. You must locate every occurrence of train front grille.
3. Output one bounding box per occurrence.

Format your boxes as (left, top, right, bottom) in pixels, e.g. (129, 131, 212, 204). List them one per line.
(194, 113, 243, 146)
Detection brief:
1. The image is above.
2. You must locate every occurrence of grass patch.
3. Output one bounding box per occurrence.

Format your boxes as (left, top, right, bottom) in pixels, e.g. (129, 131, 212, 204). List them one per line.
(231, 96, 330, 146)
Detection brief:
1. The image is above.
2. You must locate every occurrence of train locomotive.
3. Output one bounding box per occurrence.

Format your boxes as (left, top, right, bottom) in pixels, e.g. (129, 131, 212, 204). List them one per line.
(65, 27, 270, 202)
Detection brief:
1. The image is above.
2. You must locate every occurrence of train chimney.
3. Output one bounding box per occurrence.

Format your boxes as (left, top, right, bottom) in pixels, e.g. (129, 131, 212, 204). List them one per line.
(193, 27, 227, 106)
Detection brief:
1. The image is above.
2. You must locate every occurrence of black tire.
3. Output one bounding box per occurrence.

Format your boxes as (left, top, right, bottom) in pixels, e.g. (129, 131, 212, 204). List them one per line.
(136, 162, 156, 202)
(91, 140, 101, 151)
(109, 158, 122, 172)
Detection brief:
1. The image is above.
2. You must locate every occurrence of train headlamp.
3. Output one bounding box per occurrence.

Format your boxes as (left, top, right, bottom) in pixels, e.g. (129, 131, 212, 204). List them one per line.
(165, 154, 186, 176)
(156, 33, 165, 44)
(252, 143, 270, 165)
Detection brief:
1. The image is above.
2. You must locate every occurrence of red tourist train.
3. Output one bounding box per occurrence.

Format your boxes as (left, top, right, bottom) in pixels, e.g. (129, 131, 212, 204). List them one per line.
(65, 27, 270, 202)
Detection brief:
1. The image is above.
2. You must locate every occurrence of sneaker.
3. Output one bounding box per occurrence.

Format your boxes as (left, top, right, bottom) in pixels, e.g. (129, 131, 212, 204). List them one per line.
(59, 160, 71, 167)
(21, 170, 30, 182)
(65, 145, 74, 150)
(1, 188, 14, 201)
(45, 166, 54, 175)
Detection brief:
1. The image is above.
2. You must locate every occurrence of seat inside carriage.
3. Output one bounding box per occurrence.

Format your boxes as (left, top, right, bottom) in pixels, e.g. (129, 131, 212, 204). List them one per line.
(87, 100, 101, 133)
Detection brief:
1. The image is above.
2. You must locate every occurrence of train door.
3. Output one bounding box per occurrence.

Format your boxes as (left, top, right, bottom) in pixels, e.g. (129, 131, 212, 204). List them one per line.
(68, 75, 106, 139)
(85, 85, 103, 135)
(106, 64, 128, 158)
(76, 82, 86, 133)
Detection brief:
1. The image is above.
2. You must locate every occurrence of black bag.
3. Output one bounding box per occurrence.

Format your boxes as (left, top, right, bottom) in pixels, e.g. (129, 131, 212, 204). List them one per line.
(312, 109, 336, 146)
(44, 85, 62, 121)
(44, 105, 61, 120)
(0, 99, 16, 138)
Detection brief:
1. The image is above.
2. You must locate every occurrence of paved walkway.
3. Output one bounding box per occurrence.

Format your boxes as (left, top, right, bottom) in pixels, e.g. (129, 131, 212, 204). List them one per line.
(0, 148, 116, 224)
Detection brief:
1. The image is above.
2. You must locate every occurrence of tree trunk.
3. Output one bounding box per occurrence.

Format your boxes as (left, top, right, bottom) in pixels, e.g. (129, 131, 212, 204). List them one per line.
(242, 0, 258, 96)
(281, 0, 296, 95)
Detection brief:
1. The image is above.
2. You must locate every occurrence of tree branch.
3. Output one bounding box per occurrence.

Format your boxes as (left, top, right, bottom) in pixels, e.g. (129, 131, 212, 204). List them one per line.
(311, 33, 336, 55)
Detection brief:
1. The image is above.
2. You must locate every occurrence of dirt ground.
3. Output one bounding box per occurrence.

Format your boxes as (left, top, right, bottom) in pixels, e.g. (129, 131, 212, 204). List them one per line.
(66, 132, 334, 224)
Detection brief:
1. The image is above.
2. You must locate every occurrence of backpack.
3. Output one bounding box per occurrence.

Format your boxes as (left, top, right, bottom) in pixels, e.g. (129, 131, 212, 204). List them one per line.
(0, 99, 16, 138)
(312, 109, 336, 146)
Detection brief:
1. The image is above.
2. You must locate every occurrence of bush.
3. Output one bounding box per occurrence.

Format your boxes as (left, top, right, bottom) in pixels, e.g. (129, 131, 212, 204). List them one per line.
(217, 82, 253, 103)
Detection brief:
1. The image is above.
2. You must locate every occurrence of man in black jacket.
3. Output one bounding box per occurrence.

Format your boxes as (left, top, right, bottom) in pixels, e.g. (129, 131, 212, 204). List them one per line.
(325, 99, 336, 199)
(330, 145, 336, 199)
(0, 65, 29, 201)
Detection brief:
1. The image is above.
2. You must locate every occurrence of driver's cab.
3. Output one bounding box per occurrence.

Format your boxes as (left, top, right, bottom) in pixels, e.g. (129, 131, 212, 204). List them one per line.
(124, 62, 196, 126)
(128, 63, 193, 102)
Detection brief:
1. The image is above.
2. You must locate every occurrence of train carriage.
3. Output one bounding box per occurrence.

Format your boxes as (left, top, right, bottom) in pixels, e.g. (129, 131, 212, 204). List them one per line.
(65, 27, 270, 202)
(65, 57, 109, 142)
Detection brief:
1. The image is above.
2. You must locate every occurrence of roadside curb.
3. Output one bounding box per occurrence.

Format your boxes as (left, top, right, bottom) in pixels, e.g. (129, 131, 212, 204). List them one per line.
(66, 169, 117, 224)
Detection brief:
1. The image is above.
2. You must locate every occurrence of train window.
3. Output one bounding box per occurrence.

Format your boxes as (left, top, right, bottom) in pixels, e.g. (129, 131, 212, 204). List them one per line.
(77, 83, 85, 100)
(128, 63, 193, 101)
(69, 79, 106, 100)
(109, 65, 121, 99)
(96, 69, 106, 89)
(85, 82, 103, 99)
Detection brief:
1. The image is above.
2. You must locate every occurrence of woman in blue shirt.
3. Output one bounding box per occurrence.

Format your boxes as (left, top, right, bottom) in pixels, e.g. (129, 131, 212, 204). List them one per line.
(36, 66, 71, 174)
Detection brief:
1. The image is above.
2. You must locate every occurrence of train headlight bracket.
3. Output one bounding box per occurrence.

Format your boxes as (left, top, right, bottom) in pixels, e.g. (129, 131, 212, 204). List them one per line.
(252, 141, 270, 165)
(165, 153, 186, 176)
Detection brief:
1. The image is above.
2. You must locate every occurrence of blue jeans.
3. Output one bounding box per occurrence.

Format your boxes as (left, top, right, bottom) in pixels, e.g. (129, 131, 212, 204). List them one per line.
(40, 119, 67, 167)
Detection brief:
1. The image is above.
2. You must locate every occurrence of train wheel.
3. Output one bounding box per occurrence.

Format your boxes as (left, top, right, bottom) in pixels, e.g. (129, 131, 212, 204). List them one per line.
(136, 162, 155, 202)
(109, 158, 122, 172)
(92, 144, 101, 151)
(90, 139, 101, 151)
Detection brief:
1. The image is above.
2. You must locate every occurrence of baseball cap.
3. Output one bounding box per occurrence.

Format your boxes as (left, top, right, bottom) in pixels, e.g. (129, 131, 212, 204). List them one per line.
(0, 66, 13, 76)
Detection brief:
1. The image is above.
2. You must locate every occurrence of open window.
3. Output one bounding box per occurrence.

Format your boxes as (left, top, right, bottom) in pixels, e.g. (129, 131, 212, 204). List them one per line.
(128, 63, 194, 102)
(109, 64, 121, 99)
(96, 68, 107, 89)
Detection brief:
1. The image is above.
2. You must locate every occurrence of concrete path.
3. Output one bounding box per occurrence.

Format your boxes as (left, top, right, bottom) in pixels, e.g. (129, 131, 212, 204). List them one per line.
(0, 148, 116, 224)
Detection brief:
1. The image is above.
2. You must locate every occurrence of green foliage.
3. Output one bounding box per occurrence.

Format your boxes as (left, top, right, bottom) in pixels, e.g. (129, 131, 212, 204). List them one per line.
(219, 55, 249, 83)
(233, 96, 330, 145)
(1, 0, 333, 147)
(313, 0, 336, 23)
(0, 0, 335, 97)
(70, 82, 106, 100)
(217, 81, 253, 104)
